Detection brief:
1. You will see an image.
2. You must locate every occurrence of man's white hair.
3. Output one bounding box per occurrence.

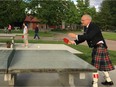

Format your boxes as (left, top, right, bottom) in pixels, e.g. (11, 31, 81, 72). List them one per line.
(83, 14, 92, 21)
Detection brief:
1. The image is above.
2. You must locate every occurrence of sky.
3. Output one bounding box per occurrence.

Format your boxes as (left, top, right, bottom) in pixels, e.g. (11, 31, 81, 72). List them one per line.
(72, 0, 103, 11)
(90, 0, 103, 11)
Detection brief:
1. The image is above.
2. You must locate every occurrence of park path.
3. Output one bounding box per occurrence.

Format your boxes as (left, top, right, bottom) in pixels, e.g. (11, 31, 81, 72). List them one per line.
(41, 33, 116, 51)
(81, 39, 116, 51)
(15, 33, 116, 51)
(105, 40, 116, 51)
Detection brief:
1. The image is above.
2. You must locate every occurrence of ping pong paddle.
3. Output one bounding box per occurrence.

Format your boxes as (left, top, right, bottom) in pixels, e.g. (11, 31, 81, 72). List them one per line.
(22, 35, 24, 38)
(63, 38, 69, 44)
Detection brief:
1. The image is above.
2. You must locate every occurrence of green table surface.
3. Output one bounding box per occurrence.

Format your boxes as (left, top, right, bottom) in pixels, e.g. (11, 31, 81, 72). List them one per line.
(8, 50, 97, 73)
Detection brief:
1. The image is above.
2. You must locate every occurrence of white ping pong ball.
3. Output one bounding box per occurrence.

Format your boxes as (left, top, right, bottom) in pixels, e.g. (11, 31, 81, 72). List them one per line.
(38, 46, 40, 48)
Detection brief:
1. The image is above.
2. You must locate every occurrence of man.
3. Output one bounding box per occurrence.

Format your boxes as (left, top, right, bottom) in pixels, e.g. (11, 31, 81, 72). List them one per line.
(68, 14, 114, 87)
(8, 24, 12, 33)
(33, 24, 40, 40)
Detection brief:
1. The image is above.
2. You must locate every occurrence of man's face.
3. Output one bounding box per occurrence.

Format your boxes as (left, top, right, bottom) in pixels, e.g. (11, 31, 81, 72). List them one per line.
(81, 16, 90, 26)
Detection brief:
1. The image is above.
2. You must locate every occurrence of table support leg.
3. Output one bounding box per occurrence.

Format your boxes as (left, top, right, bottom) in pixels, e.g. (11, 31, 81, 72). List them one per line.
(11, 37, 14, 48)
(8, 74, 16, 86)
(11, 37, 14, 44)
(69, 74, 75, 87)
(4, 73, 16, 86)
(4, 74, 11, 81)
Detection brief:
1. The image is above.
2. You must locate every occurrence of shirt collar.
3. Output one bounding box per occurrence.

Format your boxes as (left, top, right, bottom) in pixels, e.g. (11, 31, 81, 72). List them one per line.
(86, 23, 90, 28)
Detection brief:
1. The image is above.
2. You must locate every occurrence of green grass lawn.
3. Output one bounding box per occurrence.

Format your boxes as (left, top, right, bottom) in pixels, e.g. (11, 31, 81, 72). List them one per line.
(20, 30, 55, 37)
(60, 31, 116, 40)
(102, 32, 116, 40)
(1, 29, 116, 40)
(68, 44, 116, 65)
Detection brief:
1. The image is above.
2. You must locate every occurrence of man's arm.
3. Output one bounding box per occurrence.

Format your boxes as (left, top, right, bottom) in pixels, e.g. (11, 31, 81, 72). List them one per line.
(68, 33, 85, 45)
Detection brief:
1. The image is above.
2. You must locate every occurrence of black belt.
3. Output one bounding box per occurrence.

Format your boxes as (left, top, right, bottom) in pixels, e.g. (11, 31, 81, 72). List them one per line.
(94, 43, 104, 48)
(97, 43, 104, 46)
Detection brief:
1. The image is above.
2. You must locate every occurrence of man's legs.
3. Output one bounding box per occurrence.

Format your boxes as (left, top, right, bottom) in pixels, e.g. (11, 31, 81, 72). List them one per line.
(34, 33, 39, 39)
(92, 72, 99, 87)
(24, 34, 28, 48)
(34, 33, 37, 39)
(101, 71, 114, 85)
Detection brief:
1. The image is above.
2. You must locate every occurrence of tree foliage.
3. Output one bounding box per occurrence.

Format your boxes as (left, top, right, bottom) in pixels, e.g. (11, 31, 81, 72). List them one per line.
(27, 0, 97, 29)
(76, 0, 96, 21)
(98, 0, 116, 31)
(0, 0, 115, 31)
(64, 1, 80, 24)
(27, 0, 77, 26)
(0, 0, 26, 28)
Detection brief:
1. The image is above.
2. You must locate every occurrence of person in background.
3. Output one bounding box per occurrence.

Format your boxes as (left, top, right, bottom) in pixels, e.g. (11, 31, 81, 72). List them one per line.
(23, 23, 28, 48)
(8, 24, 12, 33)
(68, 14, 114, 87)
(34, 24, 40, 40)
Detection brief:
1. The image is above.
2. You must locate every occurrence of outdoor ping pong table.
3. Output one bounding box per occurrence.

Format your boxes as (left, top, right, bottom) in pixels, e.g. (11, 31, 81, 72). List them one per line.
(0, 49, 97, 87)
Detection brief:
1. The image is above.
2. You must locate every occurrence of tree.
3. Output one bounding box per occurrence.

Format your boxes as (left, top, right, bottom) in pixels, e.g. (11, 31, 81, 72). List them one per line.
(26, 0, 81, 29)
(64, 1, 79, 23)
(74, 0, 97, 30)
(76, 0, 96, 21)
(27, 1, 67, 26)
(98, 0, 116, 31)
(24, 0, 97, 30)
(76, 0, 89, 16)
(0, 0, 27, 28)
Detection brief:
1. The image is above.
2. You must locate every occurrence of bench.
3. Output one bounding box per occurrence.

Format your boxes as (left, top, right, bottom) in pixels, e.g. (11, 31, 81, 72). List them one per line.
(0, 34, 16, 48)
(14, 27, 20, 31)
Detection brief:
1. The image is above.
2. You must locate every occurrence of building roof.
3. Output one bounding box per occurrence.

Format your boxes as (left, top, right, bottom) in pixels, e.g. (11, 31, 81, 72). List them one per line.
(24, 15, 39, 23)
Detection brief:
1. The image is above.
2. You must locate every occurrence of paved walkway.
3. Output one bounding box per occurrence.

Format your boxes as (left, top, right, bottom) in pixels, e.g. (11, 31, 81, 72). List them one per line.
(81, 39, 116, 51)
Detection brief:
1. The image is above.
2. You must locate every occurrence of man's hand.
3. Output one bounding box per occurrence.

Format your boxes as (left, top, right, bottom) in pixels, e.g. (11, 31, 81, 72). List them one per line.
(68, 40, 75, 44)
(68, 33, 77, 38)
(63, 38, 75, 44)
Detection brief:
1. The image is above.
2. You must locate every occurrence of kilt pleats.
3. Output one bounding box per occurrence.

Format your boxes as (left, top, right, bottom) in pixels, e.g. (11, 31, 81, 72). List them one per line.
(92, 45, 115, 71)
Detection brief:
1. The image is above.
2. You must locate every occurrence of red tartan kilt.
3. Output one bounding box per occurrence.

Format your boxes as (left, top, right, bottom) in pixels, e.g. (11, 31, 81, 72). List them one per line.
(92, 45, 115, 71)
